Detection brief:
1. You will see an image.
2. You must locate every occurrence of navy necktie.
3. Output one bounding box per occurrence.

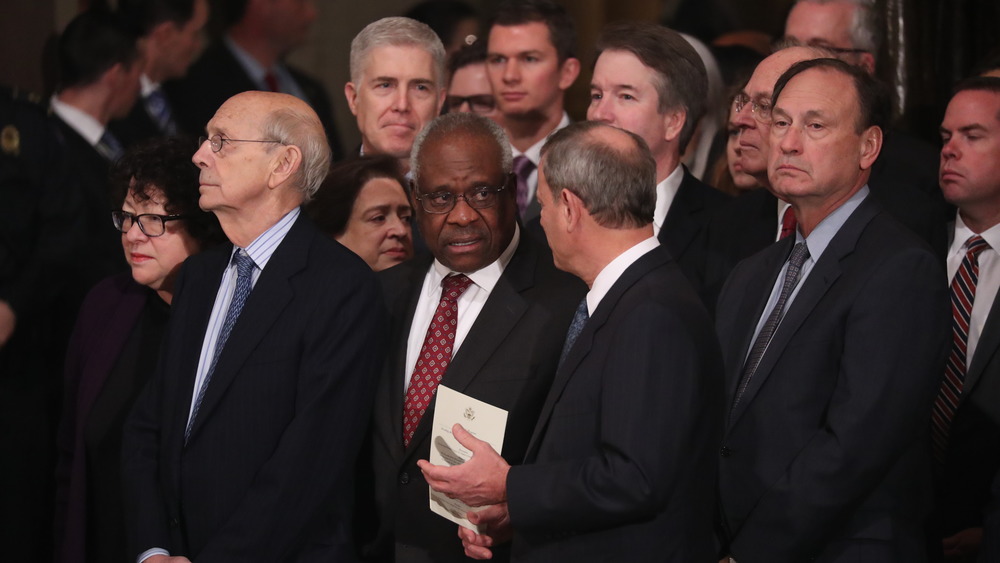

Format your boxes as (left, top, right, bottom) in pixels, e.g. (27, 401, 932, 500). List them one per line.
(96, 130, 124, 162)
(559, 298, 589, 369)
(145, 88, 177, 135)
(186, 251, 256, 442)
(733, 242, 810, 412)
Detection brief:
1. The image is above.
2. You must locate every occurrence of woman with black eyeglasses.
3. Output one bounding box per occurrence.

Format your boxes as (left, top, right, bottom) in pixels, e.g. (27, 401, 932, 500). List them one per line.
(54, 136, 225, 563)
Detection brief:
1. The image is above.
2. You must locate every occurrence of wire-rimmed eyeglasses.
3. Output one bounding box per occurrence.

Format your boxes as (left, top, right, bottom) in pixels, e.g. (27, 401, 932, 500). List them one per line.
(198, 134, 283, 153)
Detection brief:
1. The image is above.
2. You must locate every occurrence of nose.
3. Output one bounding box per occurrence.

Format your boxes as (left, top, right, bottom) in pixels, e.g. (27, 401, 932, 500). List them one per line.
(392, 87, 410, 113)
(193, 138, 212, 168)
(124, 220, 148, 242)
(732, 101, 756, 131)
(387, 214, 410, 238)
(778, 124, 802, 155)
(447, 196, 480, 226)
(502, 59, 520, 84)
(941, 137, 959, 161)
(587, 97, 613, 124)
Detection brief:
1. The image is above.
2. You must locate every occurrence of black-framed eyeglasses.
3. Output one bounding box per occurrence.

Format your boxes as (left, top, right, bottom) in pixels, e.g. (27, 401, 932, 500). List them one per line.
(444, 94, 496, 115)
(733, 92, 772, 123)
(112, 210, 185, 237)
(198, 134, 283, 153)
(412, 176, 511, 214)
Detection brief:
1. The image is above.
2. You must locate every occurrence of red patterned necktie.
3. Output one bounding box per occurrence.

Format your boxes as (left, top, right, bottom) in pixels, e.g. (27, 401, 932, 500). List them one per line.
(779, 205, 797, 240)
(402, 274, 474, 447)
(932, 235, 990, 463)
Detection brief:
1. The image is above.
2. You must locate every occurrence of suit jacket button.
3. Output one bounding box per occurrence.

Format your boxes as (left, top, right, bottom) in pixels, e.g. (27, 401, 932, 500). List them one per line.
(720, 446, 732, 457)
(169, 517, 180, 528)
(399, 471, 410, 484)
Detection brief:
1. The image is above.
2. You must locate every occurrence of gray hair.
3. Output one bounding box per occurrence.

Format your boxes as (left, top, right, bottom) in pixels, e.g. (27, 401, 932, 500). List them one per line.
(349, 17, 446, 87)
(260, 106, 331, 201)
(791, 0, 880, 54)
(410, 112, 513, 183)
(540, 122, 655, 229)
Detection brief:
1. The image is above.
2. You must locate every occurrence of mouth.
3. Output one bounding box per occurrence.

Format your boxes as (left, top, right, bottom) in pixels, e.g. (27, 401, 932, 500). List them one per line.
(501, 91, 526, 102)
(940, 169, 962, 182)
(130, 252, 153, 263)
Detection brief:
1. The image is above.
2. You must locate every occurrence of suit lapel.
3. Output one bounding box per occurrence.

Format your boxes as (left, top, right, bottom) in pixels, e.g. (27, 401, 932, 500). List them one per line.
(963, 290, 1000, 402)
(728, 198, 879, 428)
(660, 168, 703, 259)
(185, 216, 310, 441)
(403, 240, 537, 458)
(377, 255, 432, 461)
(523, 247, 668, 461)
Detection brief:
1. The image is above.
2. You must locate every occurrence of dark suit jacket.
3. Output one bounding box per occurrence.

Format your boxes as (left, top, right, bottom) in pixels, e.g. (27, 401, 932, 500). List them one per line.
(715, 196, 950, 562)
(981, 469, 1000, 562)
(164, 41, 344, 161)
(55, 273, 148, 563)
(123, 214, 385, 562)
(934, 239, 1000, 543)
(505, 245, 724, 563)
(359, 235, 584, 563)
(108, 96, 168, 148)
(659, 166, 729, 300)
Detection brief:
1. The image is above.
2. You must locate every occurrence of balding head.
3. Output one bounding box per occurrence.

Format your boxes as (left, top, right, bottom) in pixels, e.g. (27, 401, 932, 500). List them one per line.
(733, 45, 832, 185)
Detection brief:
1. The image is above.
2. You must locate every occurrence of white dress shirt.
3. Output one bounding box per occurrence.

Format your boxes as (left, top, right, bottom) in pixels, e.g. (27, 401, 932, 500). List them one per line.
(50, 96, 105, 147)
(586, 237, 662, 315)
(652, 165, 684, 238)
(947, 215, 1000, 363)
(403, 224, 521, 392)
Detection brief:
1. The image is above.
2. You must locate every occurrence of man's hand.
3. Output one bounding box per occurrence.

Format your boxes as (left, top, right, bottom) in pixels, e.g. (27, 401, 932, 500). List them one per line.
(942, 527, 983, 559)
(458, 503, 512, 559)
(0, 300, 15, 347)
(417, 424, 510, 507)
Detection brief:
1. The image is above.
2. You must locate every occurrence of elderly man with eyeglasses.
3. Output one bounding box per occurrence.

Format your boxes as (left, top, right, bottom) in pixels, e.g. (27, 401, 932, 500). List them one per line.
(354, 111, 584, 563)
(122, 91, 386, 563)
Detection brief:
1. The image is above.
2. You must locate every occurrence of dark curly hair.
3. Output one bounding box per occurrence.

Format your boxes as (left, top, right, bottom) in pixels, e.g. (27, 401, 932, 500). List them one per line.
(110, 135, 226, 248)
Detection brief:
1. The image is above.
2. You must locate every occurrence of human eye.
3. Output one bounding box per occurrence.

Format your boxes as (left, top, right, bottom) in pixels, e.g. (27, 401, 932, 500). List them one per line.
(771, 117, 790, 128)
(425, 192, 453, 208)
(620, 93, 635, 101)
(487, 54, 506, 66)
(369, 214, 386, 224)
(590, 90, 602, 102)
(524, 54, 540, 63)
(469, 187, 493, 202)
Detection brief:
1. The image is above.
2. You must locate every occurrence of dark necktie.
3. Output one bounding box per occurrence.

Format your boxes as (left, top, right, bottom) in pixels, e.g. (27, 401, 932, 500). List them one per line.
(779, 206, 797, 240)
(513, 155, 535, 217)
(931, 235, 990, 462)
(733, 242, 810, 412)
(96, 130, 124, 162)
(263, 71, 280, 93)
(144, 88, 177, 135)
(186, 251, 257, 442)
(559, 298, 589, 369)
(403, 274, 474, 447)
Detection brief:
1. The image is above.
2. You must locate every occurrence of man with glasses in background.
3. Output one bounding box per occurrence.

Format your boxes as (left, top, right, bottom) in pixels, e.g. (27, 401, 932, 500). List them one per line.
(123, 91, 385, 563)
(445, 41, 502, 125)
(356, 112, 583, 563)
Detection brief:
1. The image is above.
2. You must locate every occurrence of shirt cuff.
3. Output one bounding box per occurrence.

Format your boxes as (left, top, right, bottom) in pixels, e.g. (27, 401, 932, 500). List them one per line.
(138, 547, 170, 563)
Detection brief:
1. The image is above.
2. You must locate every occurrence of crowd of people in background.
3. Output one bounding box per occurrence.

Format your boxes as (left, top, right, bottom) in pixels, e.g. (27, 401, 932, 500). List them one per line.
(2, 0, 1000, 561)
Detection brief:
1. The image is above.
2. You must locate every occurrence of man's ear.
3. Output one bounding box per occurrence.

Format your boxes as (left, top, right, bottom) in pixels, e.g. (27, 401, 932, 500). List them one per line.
(268, 145, 303, 189)
(858, 125, 882, 171)
(662, 108, 687, 144)
(558, 57, 581, 91)
(344, 82, 359, 116)
(561, 188, 584, 232)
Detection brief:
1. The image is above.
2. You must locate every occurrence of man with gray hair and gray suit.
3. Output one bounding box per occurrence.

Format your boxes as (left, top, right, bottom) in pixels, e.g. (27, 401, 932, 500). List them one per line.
(345, 17, 447, 175)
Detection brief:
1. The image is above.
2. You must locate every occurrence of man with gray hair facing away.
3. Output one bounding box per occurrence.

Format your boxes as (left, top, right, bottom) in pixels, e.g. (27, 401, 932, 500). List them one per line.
(357, 112, 583, 563)
(345, 17, 446, 175)
(418, 121, 723, 562)
(123, 91, 385, 563)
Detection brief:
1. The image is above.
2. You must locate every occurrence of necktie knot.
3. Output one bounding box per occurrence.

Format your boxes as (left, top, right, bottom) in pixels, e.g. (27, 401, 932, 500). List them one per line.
(513, 155, 535, 177)
(232, 250, 256, 279)
(965, 235, 990, 261)
(513, 156, 536, 217)
(788, 241, 810, 269)
(442, 274, 473, 301)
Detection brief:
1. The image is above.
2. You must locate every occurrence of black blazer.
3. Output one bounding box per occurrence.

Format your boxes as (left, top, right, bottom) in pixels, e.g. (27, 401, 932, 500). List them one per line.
(108, 95, 170, 148)
(658, 166, 729, 296)
(934, 240, 1000, 541)
(359, 235, 584, 563)
(715, 197, 950, 562)
(123, 214, 385, 562)
(163, 42, 344, 161)
(505, 246, 724, 563)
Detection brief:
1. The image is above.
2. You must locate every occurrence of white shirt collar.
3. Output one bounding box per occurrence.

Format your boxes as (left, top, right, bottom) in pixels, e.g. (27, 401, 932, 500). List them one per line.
(586, 236, 661, 314)
(652, 165, 684, 235)
(140, 74, 160, 97)
(50, 95, 105, 146)
(510, 112, 570, 165)
(950, 213, 1000, 258)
